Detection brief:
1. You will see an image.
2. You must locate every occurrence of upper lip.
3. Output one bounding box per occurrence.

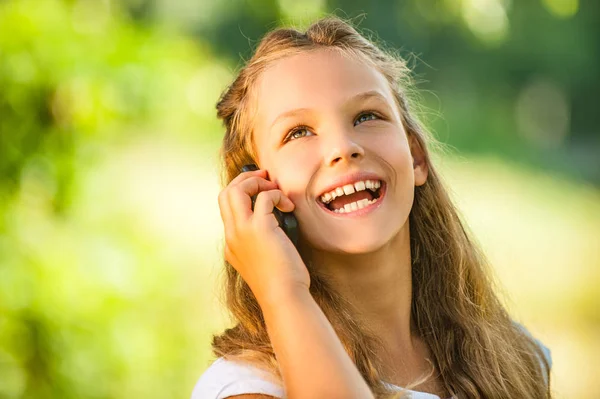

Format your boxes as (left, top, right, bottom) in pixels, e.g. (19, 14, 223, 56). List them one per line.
(316, 171, 385, 199)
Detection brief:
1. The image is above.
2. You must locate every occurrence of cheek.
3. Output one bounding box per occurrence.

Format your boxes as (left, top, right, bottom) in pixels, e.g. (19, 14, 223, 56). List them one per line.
(375, 136, 416, 198)
(370, 133, 413, 170)
(270, 155, 315, 203)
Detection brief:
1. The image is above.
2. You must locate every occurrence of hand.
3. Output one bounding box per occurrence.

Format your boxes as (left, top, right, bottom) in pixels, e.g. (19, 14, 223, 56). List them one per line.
(218, 168, 310, 305)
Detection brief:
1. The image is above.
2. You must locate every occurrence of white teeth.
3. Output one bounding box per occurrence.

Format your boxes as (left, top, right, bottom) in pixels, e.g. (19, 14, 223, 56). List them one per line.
(332, 197, 379, 213)
(357, 199, 369, 209)
(354, 181, 366, 191)
(342, 184, 355, 195)
(365, 179, 381, 190)
(320, 179, 382, 204)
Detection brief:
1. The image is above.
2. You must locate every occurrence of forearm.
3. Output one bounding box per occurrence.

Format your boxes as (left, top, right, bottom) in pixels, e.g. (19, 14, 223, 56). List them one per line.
(260, 286, 375, 399)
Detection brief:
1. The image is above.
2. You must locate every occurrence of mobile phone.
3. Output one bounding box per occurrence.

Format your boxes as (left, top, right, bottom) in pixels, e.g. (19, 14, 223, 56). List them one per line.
(241, 164, 299, 248)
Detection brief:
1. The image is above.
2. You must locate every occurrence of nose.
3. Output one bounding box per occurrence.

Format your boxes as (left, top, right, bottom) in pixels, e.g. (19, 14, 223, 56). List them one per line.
(324, 131, 365, 167)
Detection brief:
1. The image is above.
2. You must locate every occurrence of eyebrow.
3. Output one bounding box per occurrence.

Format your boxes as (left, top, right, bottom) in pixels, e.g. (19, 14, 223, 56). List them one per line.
(269, 90, 390, 130)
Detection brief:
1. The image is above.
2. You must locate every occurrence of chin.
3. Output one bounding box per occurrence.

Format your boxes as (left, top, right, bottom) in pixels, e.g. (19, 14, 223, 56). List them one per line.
(298, 205, 409, 255)
(332, 237, 392, 254)
(305, 228, 398, 255)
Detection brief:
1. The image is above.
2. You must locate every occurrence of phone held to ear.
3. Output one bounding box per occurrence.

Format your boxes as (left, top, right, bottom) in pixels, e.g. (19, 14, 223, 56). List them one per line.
(241, 164, 299, 248)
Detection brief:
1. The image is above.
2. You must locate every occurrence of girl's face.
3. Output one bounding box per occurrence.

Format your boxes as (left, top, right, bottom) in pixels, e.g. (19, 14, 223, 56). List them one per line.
(252, 48, 427, 254)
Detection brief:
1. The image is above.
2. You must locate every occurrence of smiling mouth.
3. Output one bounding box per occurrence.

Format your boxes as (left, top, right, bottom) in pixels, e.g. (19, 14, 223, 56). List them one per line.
(317, 181, 385, 214)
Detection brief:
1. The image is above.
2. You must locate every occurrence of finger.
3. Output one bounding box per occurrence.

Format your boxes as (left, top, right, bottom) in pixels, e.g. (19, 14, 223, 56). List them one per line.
(218, 189, 235, 237)
(253, 189, 296, 220)
(228, 177, 279, 221)
(229, 167, 268, 186)
(219, 172, 272, 232)
(233, 175, 279, 197)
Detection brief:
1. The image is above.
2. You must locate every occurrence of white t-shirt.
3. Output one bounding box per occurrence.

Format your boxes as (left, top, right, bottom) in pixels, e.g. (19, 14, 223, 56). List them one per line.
(191, 325, 551, 399)
(191, 357, 446, 399)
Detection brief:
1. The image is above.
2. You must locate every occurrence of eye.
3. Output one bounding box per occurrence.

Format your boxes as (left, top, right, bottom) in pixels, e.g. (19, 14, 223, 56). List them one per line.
(284, 125, 313, 143)
(354, 111, 380, 126)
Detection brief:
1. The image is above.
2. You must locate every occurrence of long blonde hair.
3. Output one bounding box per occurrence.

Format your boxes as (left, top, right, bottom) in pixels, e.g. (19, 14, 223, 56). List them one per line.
(211, 16, 551, 398)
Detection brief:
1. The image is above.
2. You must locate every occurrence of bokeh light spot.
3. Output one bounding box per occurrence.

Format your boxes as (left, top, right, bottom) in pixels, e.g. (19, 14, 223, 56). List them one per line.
(542, 0, 579, 18)
(516, 77, 570, 149)
(461, 0, 509, 45)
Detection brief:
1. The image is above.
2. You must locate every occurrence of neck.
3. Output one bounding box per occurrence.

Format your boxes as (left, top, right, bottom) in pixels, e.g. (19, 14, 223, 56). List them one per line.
(299, 222, 446, 395)
(301, 222, 417, 359)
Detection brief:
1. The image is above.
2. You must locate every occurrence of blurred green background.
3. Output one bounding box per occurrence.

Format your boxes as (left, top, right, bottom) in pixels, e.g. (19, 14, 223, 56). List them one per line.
(0, 0, 598, 397)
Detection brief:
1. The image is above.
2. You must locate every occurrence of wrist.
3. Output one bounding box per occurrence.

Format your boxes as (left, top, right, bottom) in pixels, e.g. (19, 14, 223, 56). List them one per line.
(257, 280, 312, 310)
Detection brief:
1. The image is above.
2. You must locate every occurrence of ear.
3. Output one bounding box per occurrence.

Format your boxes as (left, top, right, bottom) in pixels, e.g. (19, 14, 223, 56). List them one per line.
(409, 134, 428, 187)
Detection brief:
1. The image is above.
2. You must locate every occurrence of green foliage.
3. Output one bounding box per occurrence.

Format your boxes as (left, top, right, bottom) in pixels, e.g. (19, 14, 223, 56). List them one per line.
(0, 0, 598, 398)
(0, 1, 229, 398)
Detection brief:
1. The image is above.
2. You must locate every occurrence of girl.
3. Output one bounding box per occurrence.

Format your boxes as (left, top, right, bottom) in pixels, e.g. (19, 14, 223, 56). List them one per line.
(192, 16, 552, 399)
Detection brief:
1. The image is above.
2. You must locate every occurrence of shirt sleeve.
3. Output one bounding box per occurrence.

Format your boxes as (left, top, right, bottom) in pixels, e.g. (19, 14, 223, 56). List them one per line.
(513, 321, 553, 385)
(191, 357, 286, 399)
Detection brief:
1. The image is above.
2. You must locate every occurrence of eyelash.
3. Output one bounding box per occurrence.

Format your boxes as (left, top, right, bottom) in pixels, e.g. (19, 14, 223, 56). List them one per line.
(284, 111, 383, 143)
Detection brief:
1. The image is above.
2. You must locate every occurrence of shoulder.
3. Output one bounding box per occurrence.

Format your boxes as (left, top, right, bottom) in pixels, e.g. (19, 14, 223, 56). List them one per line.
(512, 321, 552, 388)
(513, 321, 552, 370)
(190, 357, 285, 399)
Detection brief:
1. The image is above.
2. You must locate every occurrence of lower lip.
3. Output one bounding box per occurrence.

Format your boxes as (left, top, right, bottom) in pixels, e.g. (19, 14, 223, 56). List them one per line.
(316, 182, 386, 218)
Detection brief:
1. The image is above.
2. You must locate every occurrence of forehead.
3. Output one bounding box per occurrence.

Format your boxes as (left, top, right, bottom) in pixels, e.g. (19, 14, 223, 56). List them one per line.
(253, 48, 395, 124)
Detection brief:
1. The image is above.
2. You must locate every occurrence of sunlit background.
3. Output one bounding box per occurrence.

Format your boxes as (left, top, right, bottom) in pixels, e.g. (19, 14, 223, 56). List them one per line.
(0, 0, 598, 398)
